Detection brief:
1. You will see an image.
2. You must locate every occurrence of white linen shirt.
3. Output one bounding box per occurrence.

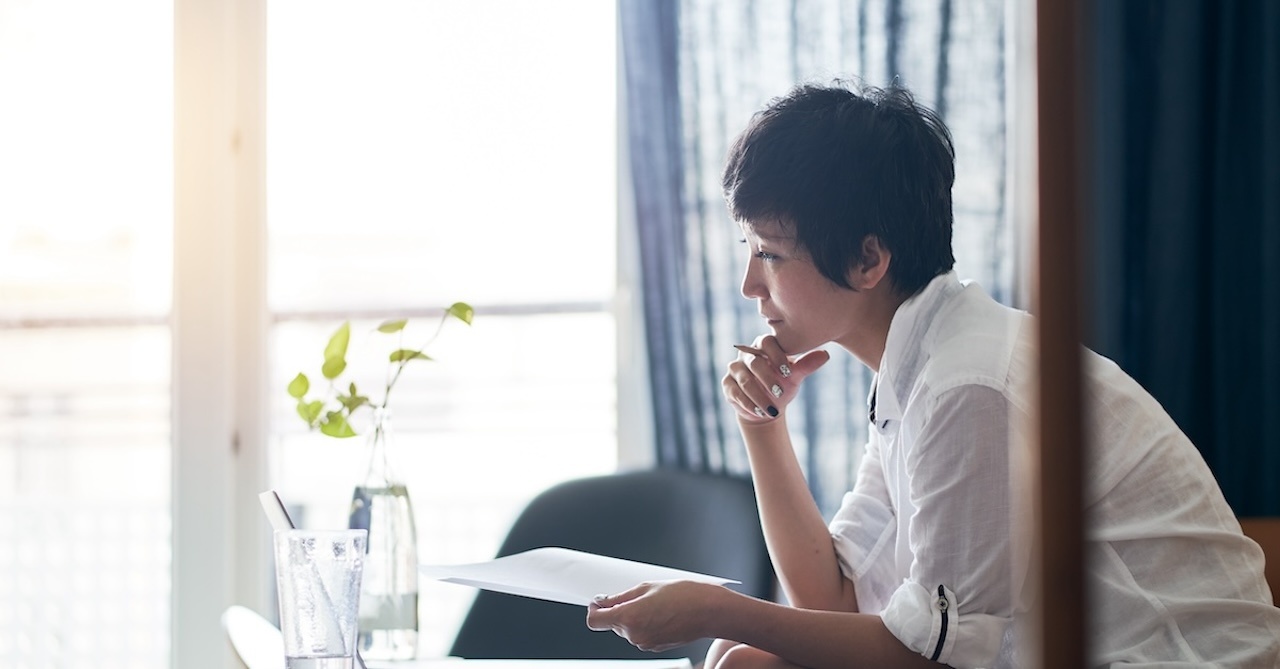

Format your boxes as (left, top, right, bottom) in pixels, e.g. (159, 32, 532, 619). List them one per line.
(828, 271, 1280, 668)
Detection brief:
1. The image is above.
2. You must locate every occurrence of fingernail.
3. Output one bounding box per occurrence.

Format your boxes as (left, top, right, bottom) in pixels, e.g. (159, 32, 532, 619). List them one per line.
(779, 363, 791, 378)
(593, 593, 608, 602)
(753, 407, 766, 418)
(767, 406, 778, 417)
(771, 384, 783, 398)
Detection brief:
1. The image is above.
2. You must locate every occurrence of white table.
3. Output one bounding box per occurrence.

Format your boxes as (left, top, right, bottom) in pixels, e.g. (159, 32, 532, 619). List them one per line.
(367, 660, 692, 669)
(224, 604, 692, 669)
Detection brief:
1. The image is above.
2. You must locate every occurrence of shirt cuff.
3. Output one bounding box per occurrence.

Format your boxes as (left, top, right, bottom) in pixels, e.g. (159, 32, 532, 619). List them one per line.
(829, 492, 897, 612)
(881, 581, 1008, 668)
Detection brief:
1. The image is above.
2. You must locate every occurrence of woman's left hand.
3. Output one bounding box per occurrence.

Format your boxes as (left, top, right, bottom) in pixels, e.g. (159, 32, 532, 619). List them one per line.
(723, 334, 830, 425)
(585, 580, 724, 653)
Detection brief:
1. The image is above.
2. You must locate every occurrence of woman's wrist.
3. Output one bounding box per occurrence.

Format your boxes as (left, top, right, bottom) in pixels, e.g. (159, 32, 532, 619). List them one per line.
(737, 413, 788, 436)
(699, 583, 751, 642)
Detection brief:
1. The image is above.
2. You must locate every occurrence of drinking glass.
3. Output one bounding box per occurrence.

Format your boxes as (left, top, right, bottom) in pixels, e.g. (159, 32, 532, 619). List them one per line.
(274, 529, 367, 669)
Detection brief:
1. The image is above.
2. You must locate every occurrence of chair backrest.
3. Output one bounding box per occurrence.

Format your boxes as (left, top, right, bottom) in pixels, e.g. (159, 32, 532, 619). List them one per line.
(449, 468, 774, 661)
(1239, 517, 1280, 605)
(221, 605, 285, 669)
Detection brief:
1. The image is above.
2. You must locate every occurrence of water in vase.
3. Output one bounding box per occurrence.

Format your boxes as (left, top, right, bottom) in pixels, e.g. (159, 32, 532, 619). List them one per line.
(350, 483, 419, 660)
(286, 656, 353, 669)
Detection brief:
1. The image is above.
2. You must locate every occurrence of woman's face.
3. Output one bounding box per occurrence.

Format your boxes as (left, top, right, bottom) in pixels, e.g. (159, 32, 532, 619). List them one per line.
(738, 221, 863, 355)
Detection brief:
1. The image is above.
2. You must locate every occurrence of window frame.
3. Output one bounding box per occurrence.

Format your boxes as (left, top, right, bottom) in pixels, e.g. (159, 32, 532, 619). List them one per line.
(172, 0, 269, 666)
(170, 2, 644, 666)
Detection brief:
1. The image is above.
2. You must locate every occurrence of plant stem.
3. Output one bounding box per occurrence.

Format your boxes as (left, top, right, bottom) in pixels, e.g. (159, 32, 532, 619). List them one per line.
(380, 308, 451, 410)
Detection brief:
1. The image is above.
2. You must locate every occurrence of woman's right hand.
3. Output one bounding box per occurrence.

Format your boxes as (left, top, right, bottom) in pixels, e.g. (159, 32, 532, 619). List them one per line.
(722, 335, 829, 425)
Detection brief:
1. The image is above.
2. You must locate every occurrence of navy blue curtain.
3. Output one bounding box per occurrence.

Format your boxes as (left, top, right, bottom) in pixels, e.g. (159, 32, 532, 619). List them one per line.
(1089, 0, 1280, 515)
(620, 0, 1009, 515)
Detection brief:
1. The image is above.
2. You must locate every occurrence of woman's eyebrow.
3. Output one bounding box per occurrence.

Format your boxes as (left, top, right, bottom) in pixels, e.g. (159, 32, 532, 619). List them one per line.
(754, 232, 797, 245)
(742, 227, 792, 242)
(739, 221, 795, 243)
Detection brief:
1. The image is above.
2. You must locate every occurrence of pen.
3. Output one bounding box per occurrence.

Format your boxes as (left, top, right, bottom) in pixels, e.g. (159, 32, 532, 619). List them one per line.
(734, 344, 792, 380)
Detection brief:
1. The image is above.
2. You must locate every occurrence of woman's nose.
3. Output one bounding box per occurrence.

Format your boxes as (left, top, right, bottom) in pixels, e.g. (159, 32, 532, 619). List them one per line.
(740, 259, 764, 299)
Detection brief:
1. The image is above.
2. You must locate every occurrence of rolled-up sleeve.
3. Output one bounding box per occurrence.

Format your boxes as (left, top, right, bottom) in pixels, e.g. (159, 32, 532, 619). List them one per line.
(882, 581, 1010, 667)
(887, 384, 1016, 667)
(846, 383, 1019, 668)
(829, 438, 899, 614)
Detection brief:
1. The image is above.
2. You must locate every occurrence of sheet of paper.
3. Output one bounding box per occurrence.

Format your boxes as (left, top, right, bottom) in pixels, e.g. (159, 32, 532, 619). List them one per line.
(419, 547, 739, 606)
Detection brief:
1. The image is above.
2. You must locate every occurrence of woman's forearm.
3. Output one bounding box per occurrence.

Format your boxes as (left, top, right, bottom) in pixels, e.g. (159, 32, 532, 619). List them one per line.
(739, 417, 858, 612)
(707, 588, 938, 669)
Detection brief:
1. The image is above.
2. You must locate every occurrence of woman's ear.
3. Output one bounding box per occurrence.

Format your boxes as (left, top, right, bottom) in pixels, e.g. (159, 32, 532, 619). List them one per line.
(847, 235, 892, 290)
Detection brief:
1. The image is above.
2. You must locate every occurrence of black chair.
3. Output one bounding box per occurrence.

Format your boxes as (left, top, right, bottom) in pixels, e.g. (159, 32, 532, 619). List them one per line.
(449, 468, 774, 662)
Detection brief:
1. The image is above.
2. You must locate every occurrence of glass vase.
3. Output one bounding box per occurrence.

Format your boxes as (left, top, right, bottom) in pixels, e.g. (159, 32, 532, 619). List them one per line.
(348, 408, 419, 660)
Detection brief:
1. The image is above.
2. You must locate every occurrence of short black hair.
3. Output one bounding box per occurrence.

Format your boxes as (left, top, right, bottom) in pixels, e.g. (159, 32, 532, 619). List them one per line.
(721, 81, 956, 297)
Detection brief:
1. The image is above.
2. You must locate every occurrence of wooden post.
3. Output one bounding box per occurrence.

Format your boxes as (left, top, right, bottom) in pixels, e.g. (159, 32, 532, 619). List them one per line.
(1034, 0, 1087, 666)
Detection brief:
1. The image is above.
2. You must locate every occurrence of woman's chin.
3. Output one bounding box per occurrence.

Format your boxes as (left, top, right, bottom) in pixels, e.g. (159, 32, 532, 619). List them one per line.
(771, 331, 819, 357)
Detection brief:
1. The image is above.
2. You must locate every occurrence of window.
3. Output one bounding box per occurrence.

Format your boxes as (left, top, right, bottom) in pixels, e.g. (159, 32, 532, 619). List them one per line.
(0, 1, 173, 667)
(263, 0, 619, 660)
(265, 0, 620, 657)
(1, 0, 619, 665)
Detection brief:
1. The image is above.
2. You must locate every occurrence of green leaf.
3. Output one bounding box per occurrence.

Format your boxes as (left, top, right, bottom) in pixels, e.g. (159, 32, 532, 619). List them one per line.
(339, 392, 370, 412)
(447, 301, 475, 325)
(377, 319, 408, 333)
(321, 323, 351, 380)
(325, 322, 351, 358)
(339, 383, 371, 411)
(390, 349, 431, 363)
(286, 373, 310, 399)
(320, 412, 357, 438)
(296, 400, 323, 424)
(321, 355, 347, 380)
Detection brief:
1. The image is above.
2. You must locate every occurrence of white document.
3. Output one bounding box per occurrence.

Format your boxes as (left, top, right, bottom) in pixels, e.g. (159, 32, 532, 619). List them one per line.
(419, 547, 739, 606)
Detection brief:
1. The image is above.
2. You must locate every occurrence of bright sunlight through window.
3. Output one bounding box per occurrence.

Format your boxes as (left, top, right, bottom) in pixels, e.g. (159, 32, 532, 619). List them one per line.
(265, 0, 619, 657)
(1, 0, 616, 665)
(0, 1, 173, 667)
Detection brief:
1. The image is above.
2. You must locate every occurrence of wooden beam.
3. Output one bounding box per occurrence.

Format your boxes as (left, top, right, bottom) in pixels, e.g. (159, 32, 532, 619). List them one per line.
(1034, 0, 1088, 665)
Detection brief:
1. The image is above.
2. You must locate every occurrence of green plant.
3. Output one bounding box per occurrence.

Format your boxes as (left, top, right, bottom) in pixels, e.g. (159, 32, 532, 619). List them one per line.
(286, 302, 474, 437)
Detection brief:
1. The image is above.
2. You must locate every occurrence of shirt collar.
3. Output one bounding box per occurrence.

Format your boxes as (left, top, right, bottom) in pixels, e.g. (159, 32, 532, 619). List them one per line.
(871, 271, 965, 427)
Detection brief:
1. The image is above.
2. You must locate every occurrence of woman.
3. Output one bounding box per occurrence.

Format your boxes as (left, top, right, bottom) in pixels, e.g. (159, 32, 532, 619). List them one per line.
(586, 81, 1280, 668)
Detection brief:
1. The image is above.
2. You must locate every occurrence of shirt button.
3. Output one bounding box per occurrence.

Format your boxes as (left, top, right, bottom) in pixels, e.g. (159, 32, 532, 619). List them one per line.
(937, 596, 949, 612)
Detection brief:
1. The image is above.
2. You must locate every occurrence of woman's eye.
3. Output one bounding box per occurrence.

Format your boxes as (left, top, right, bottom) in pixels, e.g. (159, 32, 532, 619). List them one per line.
(740, 238, 780, 261)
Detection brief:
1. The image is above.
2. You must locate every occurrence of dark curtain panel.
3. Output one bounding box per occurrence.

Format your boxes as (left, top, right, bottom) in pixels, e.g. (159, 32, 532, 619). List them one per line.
(1090, 0, 1280, 515)
(621, 0, 1009, 515)
(619, 0, 699, 471)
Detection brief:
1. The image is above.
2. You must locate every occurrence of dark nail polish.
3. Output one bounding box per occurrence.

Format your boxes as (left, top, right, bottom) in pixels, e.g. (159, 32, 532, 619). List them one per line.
(767, 406, 778, 417)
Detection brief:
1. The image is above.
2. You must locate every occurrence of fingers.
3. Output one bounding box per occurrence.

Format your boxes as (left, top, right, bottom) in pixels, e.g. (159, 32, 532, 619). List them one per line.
(585, 581, 707, 653)
(724, 336, 807, 421)
(722, 362, 776, 422)
(791, 348, 831, 377)
(597, 582, 650, 607)
(757, 335, 831, 380)
(585, 582, 650, 631)
(585, 597, 616, 631)
(589, 588, 634, 610)
(585, 603, 611, 631)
